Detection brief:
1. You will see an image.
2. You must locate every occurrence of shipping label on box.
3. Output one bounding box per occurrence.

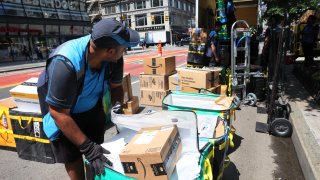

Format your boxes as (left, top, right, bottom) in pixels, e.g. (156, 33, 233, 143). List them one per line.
(178, 68, 212, 89)
(140, 89, 169, 107)
(168, 73, 180, 91)
(144, 56, 176, 75)
(120, 125, 182, 180)
(140, 74, 169, 90)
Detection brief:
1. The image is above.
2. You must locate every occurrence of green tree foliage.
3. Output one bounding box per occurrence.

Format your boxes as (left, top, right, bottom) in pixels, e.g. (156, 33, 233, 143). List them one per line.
(263, 0, 319, 22)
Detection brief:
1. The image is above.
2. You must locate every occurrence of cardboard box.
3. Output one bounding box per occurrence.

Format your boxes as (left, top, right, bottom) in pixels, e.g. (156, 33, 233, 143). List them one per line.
(168, 73, 180, 91)
(140, 89, 169, 107)
(123, 73, 133, 104)
(123, 96, 139, 114)
(209, 69, 220, 87)
(120, 125, 182, 180)
(144, 56, 176, 75)
(140, 74, 169, 90)
(217, 85, 228, 95)
(9, 78, 40, 113)
(178, 68, 212, 89)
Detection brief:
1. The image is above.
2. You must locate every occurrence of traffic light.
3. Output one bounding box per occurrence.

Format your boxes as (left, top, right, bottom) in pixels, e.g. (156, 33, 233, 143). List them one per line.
(151, 15, 155, 22)
(121, 14, 127, 21)
(165, 15, 169, 21)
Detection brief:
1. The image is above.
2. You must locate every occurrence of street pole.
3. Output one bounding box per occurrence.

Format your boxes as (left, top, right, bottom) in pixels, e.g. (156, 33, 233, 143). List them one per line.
(195, 0, 198, 28)
(170, 15, 173, 46)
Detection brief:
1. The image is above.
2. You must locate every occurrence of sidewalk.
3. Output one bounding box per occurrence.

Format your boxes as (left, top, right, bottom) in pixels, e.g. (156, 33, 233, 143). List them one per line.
(286, 64, 320, 180)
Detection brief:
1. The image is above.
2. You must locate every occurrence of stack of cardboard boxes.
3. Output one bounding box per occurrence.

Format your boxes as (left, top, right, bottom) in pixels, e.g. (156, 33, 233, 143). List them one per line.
(122, 73, 139, 114)
(140, 56, 176, 106)
(169, 67, 227, 94)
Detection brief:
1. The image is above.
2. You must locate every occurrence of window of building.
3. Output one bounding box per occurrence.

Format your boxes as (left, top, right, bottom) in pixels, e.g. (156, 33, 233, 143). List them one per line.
(2, 3, 25, 16)
(151, 12, 164, 25)
(57, 9, 70, 20)
(105, 6, 116, 14)
(7, 24, 27, 35)
(84, 26, 91, 34)
(22, 0, 39, 6)
(70, 11, 82, 21)
(120, 3, 129, 12)
(29, 24, 44, 35)
(71, 26, 83, 35)
(0, 23, 7, 35)
(81, 12, 90, 21)
(134, 1, 145, 9)
(151, 0, 163, 7)
(68, 0, 79, 11)
(192, 6, 194, 13)
(46, 25, 59, 35)
(0, 5, 5, 15)
(188, 4, 190, 12)
(135, 14, 147, 26)
(3, 0, 22, 4)
(60, 25, 73, 35)
(183, 2, 186, 11)
(24, 5, 43, 18)
(177, 1, 181, 9)
(79, 2, 85, 11)
(42, 7, 58, 19)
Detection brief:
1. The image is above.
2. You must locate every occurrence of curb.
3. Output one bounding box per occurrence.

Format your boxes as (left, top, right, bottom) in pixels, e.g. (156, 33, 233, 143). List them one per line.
(0, 63, 46, 73)
(290, 101, 320, 180)
(287, 68, 320, 180)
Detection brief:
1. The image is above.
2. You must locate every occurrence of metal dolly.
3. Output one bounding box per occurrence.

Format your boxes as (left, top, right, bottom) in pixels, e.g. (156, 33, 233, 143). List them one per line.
(230, 20, 257, 108)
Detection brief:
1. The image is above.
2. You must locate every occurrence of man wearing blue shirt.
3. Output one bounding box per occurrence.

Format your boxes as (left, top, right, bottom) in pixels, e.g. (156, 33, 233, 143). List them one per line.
(40, 19, 139, 179)
(204, 21, 222, 67)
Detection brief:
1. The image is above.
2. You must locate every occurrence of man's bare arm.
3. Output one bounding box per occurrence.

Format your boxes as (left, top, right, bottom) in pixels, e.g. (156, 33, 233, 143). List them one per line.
(110, 82, 124, 105)
(49, 105, 87, 147)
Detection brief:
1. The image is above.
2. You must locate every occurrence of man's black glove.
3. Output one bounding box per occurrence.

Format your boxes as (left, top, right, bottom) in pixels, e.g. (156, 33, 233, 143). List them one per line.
(112, 101, 124, 114)
(79, 138, 113, 176)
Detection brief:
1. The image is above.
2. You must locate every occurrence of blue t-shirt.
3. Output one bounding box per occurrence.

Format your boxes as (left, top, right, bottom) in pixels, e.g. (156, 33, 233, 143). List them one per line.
(43, 54, 124, 140)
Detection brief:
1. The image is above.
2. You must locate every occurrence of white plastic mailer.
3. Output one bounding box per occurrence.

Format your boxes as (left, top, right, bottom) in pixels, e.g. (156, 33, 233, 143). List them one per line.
(103, 110, 201, 180)
(162, 91, 234, 111)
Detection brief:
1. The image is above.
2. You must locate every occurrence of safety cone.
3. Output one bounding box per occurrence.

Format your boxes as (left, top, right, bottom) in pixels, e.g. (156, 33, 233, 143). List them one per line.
(158, 40, 162, 56)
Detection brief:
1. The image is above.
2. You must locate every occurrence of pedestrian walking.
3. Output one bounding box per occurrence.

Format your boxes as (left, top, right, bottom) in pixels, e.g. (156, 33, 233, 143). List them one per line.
(302, 15, 319, 67)
(35, 44, 43, 60)
(22, 46, 32, 61)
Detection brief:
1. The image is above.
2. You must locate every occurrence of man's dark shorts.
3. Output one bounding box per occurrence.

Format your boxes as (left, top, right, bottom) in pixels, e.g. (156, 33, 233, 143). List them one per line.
(50, 101, 106, 163)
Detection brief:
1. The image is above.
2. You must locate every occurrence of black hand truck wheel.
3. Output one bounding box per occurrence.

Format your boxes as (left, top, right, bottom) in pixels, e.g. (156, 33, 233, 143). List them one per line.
(270, 118, 293, 137)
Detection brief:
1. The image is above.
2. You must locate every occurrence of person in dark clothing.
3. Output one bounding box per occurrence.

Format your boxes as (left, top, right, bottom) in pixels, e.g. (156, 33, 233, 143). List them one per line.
(302, 15, 319, 66)
(204, 21, 222, 67)
(22, 46, 32, 61)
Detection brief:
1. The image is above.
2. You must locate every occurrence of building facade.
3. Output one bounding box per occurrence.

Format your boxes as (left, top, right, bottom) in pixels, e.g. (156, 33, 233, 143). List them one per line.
(0, 0, 91, 62)
(87, 0, 195, 44)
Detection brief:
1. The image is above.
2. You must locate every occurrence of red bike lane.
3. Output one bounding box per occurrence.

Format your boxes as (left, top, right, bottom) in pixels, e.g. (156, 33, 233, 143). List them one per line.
(0, 51, 187, 88)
